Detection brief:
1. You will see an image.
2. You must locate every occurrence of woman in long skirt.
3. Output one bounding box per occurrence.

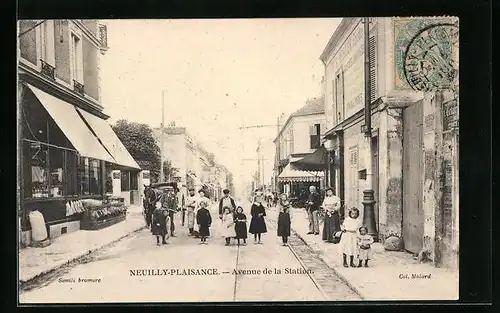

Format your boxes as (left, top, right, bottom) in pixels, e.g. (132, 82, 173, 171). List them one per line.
(249, 195, 267, 244)
(277, 193, 292, 246)
(321, 187, 342, 243)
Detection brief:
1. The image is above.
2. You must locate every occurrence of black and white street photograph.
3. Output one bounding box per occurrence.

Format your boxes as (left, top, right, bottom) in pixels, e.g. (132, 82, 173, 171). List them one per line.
(17, 17, 460, 303)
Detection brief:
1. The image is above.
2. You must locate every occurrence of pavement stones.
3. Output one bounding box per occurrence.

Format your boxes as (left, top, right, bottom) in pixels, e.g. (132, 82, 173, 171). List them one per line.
(269, 206, 459, 300)
(19, 205, 146, 286)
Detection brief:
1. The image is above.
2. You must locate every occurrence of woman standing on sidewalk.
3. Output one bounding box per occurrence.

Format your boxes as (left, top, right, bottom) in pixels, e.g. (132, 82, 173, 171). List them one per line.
(321, 187, 342, 243)
(249, 195, 267, 244)
(277, 193, 292, 246)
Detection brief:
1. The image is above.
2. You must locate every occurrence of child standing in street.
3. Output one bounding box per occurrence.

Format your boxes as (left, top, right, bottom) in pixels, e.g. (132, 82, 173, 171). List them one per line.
(249, 195, 267, 244)
(277, 193, 292, 246)
(357, 226, 374, 267)
(234, 206, 248, 246)
(196, 200, 212, 244)
(339, 207, 362, 267)
(151, 205, 168, 246)
(221, 207, 237, 246)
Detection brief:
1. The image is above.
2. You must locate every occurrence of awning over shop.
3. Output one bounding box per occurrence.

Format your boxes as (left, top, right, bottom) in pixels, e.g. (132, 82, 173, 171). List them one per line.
(278, 163, 324, 183)
(26, 84, 115, 163)
(76, 107, 140, 170)
(291, 147, 327, 172)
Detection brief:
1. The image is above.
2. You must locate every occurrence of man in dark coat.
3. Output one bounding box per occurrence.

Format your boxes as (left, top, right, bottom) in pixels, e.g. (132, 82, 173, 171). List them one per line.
(218, 189, 236, 219)
(160, 186, 178, 237)
(306, 185, 321, 235)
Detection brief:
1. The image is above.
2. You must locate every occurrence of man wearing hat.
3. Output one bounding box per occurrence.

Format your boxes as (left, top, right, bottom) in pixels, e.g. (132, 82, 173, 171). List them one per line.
(159, 186, 179, 237)
(218, 189, 236, 219)
(185, 187, 198, 235)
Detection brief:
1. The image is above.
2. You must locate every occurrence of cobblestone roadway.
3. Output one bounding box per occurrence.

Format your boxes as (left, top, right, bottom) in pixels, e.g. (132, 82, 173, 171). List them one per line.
(19, 201, 339, 303)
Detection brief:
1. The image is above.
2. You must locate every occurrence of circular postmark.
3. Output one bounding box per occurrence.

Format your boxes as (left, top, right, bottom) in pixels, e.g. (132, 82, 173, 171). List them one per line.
(403, 23, 459, 92)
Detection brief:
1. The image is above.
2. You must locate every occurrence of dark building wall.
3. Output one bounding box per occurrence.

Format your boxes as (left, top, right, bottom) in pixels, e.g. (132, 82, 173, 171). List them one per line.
(19, 21, 38, 65)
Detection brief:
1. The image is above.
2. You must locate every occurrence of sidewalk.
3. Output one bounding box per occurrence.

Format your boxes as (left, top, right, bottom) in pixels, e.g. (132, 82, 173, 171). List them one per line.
(19, 205, 146, 285)
(267, 207, 459, 300)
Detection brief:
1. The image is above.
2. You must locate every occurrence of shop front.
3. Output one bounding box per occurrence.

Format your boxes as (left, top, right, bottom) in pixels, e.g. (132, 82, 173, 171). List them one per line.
(277, 163, 324, 202)
(19, 83, 140, 246)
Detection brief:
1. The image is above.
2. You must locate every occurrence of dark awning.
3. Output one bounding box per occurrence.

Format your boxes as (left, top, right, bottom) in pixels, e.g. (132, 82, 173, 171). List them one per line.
(291, 146, 328, 172)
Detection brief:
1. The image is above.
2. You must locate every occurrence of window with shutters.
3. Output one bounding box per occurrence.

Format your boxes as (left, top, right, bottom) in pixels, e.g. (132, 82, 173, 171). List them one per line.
(369, 35, 377, 103)
(309, 124, 320, 149)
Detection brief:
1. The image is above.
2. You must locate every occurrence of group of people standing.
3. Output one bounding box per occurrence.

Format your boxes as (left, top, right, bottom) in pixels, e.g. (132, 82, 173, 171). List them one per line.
(304, 185, 374, 268)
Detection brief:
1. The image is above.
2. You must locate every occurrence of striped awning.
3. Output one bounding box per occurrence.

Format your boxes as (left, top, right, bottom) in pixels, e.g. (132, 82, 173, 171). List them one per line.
(278, 163, 324, 183)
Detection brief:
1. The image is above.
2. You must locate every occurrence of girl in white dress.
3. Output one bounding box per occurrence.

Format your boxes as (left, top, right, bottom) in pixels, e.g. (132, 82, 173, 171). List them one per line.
(339, 207, 362, 267)
(221, 207, 236, 246)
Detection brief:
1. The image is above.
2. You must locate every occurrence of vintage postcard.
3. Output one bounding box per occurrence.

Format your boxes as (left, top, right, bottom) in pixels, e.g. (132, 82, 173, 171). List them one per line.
(17, 17, 459, 303)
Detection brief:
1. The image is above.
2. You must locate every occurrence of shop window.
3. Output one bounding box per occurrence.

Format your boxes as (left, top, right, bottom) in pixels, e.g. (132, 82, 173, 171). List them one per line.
(28, 142, 66, 198)
(77, 156, 102, 196)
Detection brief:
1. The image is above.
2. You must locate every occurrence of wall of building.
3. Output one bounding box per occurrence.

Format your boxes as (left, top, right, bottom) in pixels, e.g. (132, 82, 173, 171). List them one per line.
(292, 114, 327, 154)
(323, 18, 380, 130)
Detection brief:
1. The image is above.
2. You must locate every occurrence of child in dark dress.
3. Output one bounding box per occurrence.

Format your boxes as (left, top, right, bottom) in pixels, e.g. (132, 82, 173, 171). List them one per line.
(249, 195, 267, 244)
(196, 200, 212, 244)
(151, 206, 168, 246)
(277, 193, 292, 246)
(234, 206, 248, 246)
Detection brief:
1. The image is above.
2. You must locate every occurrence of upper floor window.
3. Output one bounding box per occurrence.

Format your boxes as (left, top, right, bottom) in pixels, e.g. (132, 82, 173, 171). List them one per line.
(309, 124, 321, 149)
(70, 33, 84, 83)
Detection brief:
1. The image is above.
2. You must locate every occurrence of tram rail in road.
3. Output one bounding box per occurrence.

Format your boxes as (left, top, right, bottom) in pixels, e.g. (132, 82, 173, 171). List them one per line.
(262, 206, 362, 301)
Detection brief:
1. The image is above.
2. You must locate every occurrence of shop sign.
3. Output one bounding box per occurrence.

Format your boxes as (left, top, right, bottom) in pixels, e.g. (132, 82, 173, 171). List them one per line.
(142, 172, 150, 179)
(112, 172, 121, 179)
(443, 99, 458, 131)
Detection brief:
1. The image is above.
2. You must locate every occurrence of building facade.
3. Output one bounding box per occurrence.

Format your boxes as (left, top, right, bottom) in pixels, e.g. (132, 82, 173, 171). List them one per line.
(17, 20, 141, 246)
(153, 126, 232, 201)
(320, 17, 459, 268)
(273, 98, 327, 197)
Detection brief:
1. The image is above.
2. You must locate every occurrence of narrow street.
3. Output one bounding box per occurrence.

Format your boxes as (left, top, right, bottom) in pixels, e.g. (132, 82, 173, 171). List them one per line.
(19, 199, 359, 303)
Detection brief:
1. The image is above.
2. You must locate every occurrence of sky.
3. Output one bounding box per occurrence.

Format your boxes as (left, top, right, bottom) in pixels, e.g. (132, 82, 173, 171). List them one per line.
(99, 18, 341, 193)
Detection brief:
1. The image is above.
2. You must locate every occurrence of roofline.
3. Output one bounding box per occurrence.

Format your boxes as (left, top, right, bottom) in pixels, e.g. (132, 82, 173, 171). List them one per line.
(273, 111, 325, 143)
(319, 18, 358, 63)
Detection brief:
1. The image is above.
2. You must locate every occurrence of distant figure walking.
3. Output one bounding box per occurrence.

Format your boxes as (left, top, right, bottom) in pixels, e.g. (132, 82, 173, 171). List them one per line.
(277, 193, 292, 246)
(249, 195, 267, 244)
(196, 200, 212, 244)
(234, 206, 248, 246)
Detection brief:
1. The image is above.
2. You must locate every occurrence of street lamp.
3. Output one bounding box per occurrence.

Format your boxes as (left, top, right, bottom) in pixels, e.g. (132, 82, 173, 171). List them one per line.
(323, 139, 335, 190)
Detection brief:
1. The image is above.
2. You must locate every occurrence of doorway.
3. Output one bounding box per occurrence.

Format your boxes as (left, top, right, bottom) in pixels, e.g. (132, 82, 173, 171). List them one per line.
(402, 100, 424, 254)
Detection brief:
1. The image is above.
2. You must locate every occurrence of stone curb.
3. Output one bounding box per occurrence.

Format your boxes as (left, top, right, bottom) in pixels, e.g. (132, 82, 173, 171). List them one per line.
(19, 223, 146, 291)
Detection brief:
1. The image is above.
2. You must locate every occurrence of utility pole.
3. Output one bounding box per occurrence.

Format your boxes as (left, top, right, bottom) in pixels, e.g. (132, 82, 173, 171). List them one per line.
(362, 17, 378, 241)
(160, 90, 165, 183)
